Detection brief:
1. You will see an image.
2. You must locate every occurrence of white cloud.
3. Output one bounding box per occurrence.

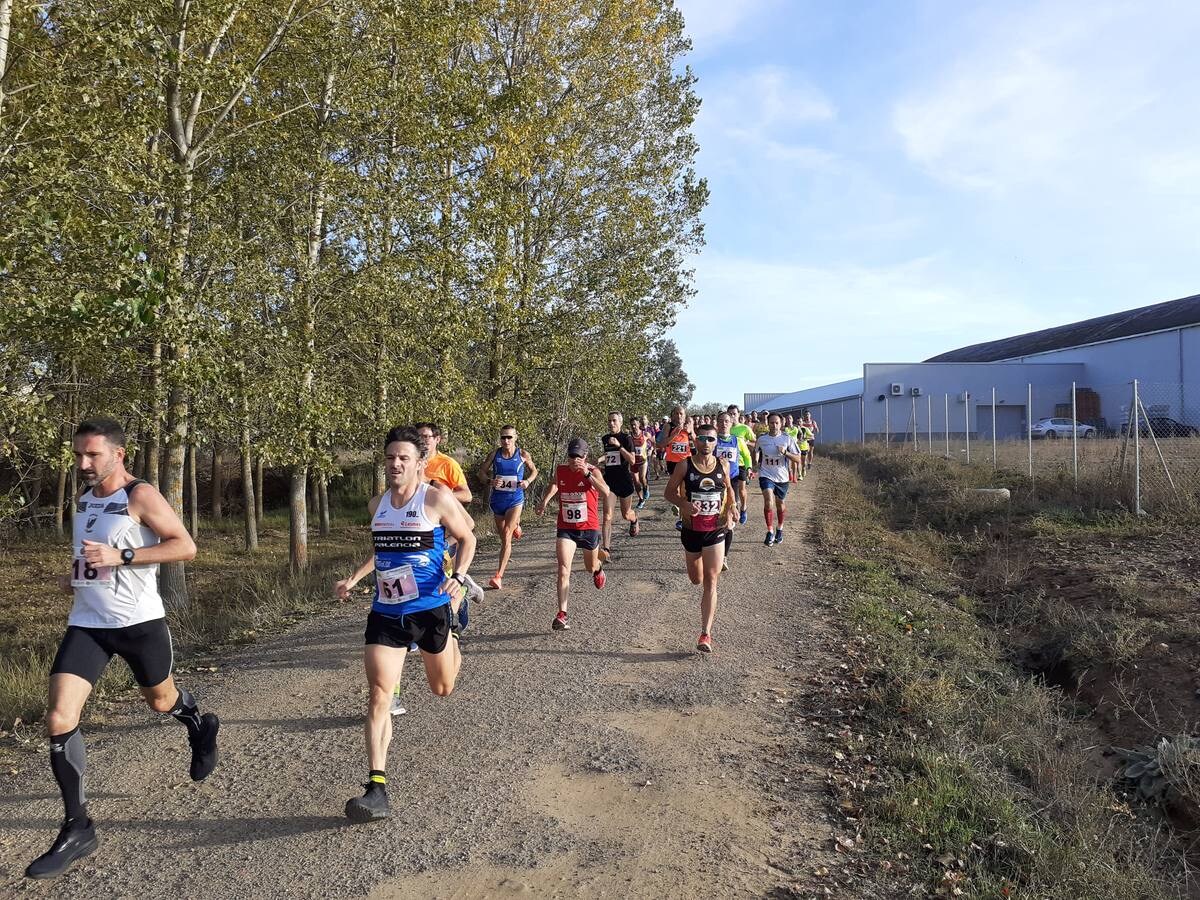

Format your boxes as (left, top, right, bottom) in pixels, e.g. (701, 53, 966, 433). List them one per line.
(674, 0, 777, 53)
(892, 2, 1198, 192)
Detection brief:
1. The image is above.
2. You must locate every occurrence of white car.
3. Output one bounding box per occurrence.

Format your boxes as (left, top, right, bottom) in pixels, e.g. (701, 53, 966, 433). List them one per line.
(1031, 417, 1095, 439)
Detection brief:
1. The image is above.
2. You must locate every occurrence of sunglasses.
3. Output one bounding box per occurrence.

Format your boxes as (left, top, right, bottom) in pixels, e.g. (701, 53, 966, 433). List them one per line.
(569, 453, 586, 459)
(695, 435, 716, 443)
(500, 435, 516, 440)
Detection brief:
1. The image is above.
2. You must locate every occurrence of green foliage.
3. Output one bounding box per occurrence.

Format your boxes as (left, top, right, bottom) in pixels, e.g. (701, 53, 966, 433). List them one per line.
(0, 0, 704, 535)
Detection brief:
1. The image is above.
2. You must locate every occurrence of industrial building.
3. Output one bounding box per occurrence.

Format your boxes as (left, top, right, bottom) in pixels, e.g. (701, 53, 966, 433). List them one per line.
(744, 293, 1200, 443)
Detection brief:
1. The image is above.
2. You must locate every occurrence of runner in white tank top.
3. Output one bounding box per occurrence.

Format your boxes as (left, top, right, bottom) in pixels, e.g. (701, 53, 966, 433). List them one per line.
(29, 419, 215, 881)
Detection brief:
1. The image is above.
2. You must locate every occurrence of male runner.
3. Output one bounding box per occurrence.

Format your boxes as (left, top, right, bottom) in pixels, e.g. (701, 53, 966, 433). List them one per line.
(334, 425, 476, 822)
(536, 438, 610, 630)
(630, 418, 652, 508)
(26, 419, 216, 879)
(652, 416, 670, 480)
(599, 411, 639, 552)
(662, 405, 694, 530)
(756, 414, 804, 546)
(714, 412, 748, 571)
(664, 422, 737, 652)
(416, 422, 472, 504)
(728, 405, 756, 525)
(478, 425, 537, 590)
(799, 409, 819, 463)
(797, 420, 813, 479)
(784, 415, 802, 482)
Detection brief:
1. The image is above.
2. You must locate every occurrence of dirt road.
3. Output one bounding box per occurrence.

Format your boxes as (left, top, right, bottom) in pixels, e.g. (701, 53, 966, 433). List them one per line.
(1, 486, 836, 898)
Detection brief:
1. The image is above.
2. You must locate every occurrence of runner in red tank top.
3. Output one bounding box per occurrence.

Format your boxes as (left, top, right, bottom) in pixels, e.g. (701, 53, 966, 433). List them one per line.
(536, 437, 610, 631)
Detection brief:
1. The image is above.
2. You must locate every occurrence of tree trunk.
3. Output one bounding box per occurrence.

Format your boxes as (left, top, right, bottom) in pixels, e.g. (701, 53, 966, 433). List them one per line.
(185, 440, 199, 536)
(373, 364, 387, 496)
(0, 0, 13, 118)
(289, 465, 308, 574)
(254, 457, 264, 525)
(210, 442, 224, 519)
(318, 474, 330, 536)
(241, 437, 257, 552)
(54, 465, 68, 537)
(144, 343, 162, 488)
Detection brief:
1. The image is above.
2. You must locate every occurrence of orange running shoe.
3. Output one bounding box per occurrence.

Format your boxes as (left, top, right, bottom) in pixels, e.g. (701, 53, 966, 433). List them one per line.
(488, 574, 502, 590)
(696, 633, 713, 653)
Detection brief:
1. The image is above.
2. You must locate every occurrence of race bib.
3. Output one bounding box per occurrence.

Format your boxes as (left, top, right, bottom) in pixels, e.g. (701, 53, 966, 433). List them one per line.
(377, 565, 420, 604)
(764, 455, 782, 468)
(71, 556, 114, 588)
(716, 447, 737, 462)
(691, 491, 722, 516)
(562, 500, 588, 523)
(634, 444, 646, 457)
(604, 450, 621, 467)
(495, 475, 518, 492)
(671, 441, 689, 455)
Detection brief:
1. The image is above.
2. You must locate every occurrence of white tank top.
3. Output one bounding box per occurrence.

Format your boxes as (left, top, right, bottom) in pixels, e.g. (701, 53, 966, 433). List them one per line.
(69, 480, 165, 628)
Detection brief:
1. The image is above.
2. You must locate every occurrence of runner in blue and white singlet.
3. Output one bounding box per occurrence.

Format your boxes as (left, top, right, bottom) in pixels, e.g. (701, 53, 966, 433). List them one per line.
(370, 482, 451, 617)
(478, 425, 538, 590)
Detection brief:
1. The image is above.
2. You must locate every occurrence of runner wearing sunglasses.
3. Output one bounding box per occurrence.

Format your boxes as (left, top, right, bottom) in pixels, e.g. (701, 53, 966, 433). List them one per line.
(478, 425, 538, 591)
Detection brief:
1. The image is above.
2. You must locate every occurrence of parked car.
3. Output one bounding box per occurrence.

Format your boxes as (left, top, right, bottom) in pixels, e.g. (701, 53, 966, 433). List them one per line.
(1030, 417, 1096, 439)
(1120, 416, 1199, 438)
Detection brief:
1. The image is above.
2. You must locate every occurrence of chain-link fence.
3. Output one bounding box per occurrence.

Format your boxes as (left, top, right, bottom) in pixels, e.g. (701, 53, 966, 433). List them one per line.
(857, 380, 1199, 515)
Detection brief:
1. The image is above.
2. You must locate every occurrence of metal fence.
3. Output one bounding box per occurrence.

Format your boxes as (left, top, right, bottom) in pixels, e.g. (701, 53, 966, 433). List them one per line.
(853, 380, 1199, 515)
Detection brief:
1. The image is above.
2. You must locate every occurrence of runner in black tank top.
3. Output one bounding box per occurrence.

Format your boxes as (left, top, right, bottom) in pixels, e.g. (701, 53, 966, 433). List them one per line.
(663, 422, 737, 653)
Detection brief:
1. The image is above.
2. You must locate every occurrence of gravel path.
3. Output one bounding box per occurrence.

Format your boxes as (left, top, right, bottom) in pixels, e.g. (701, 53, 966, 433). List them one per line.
(0, 483, 836, 898)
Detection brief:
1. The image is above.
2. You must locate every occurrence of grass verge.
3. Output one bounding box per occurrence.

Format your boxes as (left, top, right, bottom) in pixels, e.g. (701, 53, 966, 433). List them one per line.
(815, 452, 1189, 898)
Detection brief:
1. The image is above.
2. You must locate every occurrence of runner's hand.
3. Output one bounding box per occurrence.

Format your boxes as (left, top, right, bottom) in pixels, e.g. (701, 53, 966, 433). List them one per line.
(334, 578, 354, 601)
(82, 540, 119, 567)
(440, 577, 465, 604)
(536, 503, 546, 517)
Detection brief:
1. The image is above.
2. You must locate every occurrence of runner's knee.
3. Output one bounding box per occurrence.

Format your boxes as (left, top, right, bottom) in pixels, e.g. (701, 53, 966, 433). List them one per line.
(46, 708, 79, 735)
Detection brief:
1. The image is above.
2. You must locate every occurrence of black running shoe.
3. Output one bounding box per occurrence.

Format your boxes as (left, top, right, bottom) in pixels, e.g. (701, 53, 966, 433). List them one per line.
(25, 819, 98, 879)
(189, 712, 220, 781)
(774, 528, 784, 545)
(763, 531, 774, 546)
(345, 783, 390, 823)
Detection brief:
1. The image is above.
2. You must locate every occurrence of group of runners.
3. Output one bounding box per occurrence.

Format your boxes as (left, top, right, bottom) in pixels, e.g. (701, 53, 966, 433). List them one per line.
(27, 406, 819, 877)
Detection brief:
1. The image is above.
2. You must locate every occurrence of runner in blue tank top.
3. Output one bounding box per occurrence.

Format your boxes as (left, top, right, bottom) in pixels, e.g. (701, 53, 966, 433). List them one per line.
(478, 424, 539, 591)
(334, 424, 477, 824)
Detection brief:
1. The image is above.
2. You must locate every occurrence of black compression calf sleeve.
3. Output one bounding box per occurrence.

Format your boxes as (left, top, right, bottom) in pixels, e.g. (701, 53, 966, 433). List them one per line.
(50, 727, 87, 822)
(724, 530, 733, 554)
(169, 688, 203, 738)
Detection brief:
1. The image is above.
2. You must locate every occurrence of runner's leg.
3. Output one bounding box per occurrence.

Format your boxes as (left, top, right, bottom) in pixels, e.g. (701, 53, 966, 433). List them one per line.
(556, 538, 576, 614)
(495, 504, 522, 579)
(420, 610, 462, 696)
(364, 644, 407, 772)
(685, 550, 703, 585)
(601, 490, 616, 551)
(700, 540, 724, 635)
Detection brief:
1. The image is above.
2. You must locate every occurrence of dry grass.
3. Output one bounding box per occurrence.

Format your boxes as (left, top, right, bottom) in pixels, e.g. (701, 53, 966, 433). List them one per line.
(817, 453, 1190, 898)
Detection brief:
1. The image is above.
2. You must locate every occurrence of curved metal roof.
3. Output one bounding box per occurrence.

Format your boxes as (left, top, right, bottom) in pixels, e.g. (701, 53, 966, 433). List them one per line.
(926, 293, 1200, 363)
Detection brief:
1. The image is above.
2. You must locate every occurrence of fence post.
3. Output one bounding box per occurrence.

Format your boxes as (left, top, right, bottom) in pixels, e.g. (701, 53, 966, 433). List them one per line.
(964, 393, 970, 464)
(1027, 383, 1033, 481)
(911, 395, 917, 451)
(944, 393, 950, 457)
(1071, 381, 1078, 488)
(927, 394, 932, 455)
(885, 397, 890, 449)
(1133, 379, 1142, 515)
(860, 396, 865, 445)
(991, 387, 997, 470)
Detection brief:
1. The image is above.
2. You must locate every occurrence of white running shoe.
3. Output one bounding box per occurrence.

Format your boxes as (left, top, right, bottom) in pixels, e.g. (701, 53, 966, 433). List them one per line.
(463, 574, 485, 604)
(390, 696, 407, 716)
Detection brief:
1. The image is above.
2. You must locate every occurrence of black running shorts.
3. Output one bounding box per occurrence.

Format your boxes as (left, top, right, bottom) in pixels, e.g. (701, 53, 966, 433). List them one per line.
(365, 605, 452, 654)
(51, 618, 174, 688)
(556, 528, 601, 550)
(680, 526, 727, 554)
(603, 470, 635, 499)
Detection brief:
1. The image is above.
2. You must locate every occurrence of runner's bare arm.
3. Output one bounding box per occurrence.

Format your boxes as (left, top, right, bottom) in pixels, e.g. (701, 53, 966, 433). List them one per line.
(537, 482, 558, 515)
(663, 461, 686, 507)
(477, 454, 494, 484)
(435, 488, 476, 577)
(334, 494, 385, 599)
(520, 450, 538, 488)
(84, 483, 197, 569)
(588, 466, 611, 498)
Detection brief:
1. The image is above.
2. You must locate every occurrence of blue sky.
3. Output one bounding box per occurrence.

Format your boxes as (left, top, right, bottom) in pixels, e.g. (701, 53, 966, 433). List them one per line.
(671, 0, 1200, 404)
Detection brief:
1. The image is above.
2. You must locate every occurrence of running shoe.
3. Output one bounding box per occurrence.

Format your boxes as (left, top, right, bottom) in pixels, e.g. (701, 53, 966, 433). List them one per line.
(552, 611, 570, 630)
(407, 641, 418, 653)
(599, 547, 611, 562)
(456, 594, 470, 632)
(513, 525, 523, 541)
(636, 496, 647, 510)
(774, 528, 784, 545)
(630, 520, 640, 537)
(764, 531, 774, 546)
(390, 695, 407, 716)
(721, 558, 729, 572)
(696, 633, 713, 653)
(593, 568, 606, 589)
(463, 574, 485, 603)
(738, 509, 747, 526)
(188, 713, 220, 781)
(488, 574, 503, 591)
(345, 783, 390, 823)
(675, 519, 683, 531)
(25, 818, 98, 879)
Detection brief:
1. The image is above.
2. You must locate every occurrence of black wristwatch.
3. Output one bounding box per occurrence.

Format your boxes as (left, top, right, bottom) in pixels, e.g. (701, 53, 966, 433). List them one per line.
(450, 572, 467, 586)
(120, 548, 136, 566)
